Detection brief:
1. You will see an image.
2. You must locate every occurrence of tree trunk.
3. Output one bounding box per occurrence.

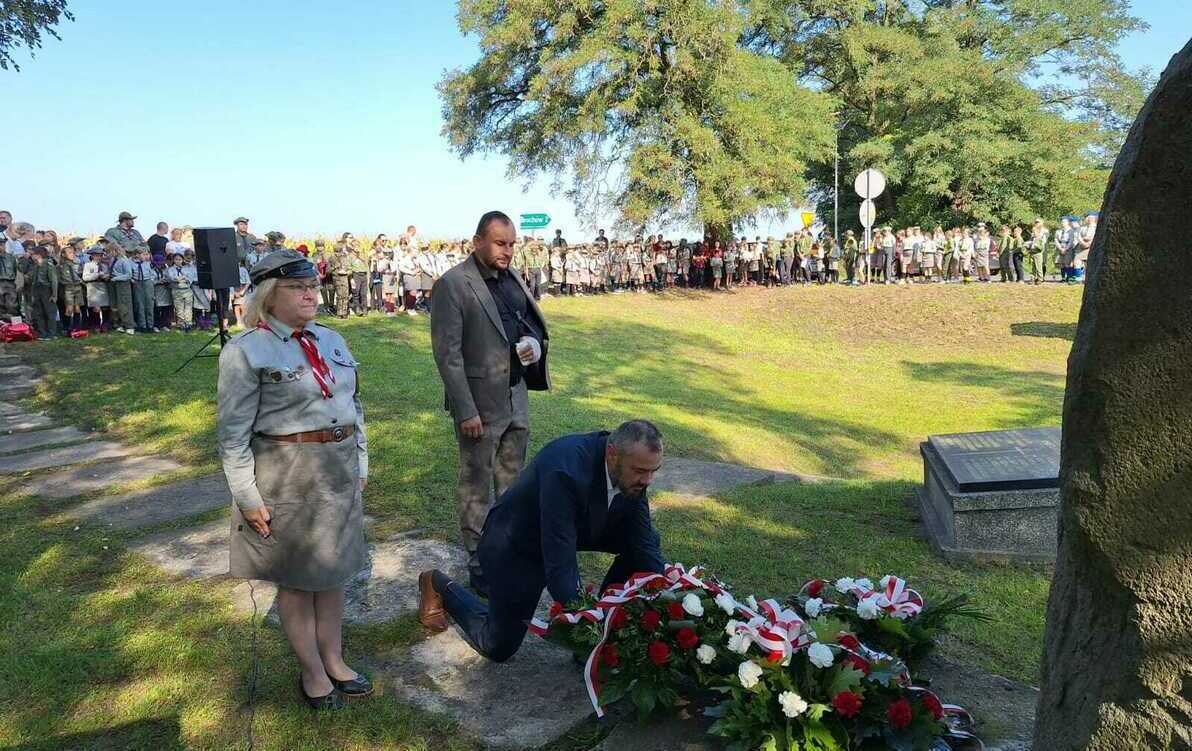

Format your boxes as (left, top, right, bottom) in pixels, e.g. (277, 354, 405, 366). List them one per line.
(1034, 38, 1192, 751)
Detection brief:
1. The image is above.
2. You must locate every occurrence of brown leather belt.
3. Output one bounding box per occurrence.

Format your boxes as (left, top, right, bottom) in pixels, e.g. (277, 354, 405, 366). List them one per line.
(257, 426, 355, 443)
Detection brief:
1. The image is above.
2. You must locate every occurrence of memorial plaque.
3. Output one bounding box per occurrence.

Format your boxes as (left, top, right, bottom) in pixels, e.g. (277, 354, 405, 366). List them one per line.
(927, 427, 1060, 493)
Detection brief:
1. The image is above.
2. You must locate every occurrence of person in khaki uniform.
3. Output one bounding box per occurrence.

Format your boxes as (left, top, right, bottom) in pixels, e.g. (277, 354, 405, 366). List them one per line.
(0, 237, 17, 318)
(430, 211, 550, 597)
(331, 240, 353, 319)
(28, 245, 59, 338)
(218, 249, 372, 711)
(58, 239, 86, 334)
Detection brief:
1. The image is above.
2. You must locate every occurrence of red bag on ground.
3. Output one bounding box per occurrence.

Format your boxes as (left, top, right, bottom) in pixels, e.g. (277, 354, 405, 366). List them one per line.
(70, 329, 89, 339)
(0, 322, 36, 343)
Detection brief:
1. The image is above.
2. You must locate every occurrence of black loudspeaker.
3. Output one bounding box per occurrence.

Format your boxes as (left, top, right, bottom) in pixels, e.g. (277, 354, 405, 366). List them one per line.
(194, 227, 240, 289)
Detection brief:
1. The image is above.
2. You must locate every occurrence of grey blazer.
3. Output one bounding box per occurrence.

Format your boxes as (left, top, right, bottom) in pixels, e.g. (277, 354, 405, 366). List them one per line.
(430, 254, 550, 425)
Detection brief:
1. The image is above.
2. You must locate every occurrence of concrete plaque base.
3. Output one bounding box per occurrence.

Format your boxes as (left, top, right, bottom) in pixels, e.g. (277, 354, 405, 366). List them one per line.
(918, 434, 1058, 562)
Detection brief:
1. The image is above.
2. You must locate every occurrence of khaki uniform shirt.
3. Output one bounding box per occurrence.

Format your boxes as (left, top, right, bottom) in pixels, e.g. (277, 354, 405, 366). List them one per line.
(104, 226, 146, 255)
(217, 314, 366, 511)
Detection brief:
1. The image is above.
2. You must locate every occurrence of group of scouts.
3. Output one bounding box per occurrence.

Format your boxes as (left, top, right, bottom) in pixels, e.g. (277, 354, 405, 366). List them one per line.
(2, 208, 1098, 341)
(0, 210, 234, 340)
(508, 213, 1095, 296)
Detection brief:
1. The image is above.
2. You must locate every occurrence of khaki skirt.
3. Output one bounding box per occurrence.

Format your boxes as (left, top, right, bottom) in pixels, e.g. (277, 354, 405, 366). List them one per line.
(229, 434, 367, 591)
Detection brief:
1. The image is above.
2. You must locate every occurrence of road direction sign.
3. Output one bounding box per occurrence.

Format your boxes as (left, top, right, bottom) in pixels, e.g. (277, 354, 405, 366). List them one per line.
(859, 199, 877, 228)
(519, 213, 551, 230)
(854, 168, 886, 200)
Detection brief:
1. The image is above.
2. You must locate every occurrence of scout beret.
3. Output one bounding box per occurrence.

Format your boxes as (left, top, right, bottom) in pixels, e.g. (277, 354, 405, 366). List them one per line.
(253, 238, 267, 247)
(118, 211, 136, 221)
(234, 217, 250, 224)
(250, 249, 317, 285)
(87, 246, 106, 256)
(265, 231, 285, 243)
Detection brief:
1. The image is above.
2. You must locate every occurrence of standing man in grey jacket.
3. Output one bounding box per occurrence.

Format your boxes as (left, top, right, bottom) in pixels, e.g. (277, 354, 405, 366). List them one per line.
(431, 210, 551, 597)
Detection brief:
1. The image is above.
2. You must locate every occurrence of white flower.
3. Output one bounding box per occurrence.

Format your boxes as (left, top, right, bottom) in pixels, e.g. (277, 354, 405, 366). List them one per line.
(808, 642, 835, 669)
(682, 593, 705, 617)
(834, 577, 855, 594)
(892, 609, 912, 621)
(738, 660, 763, 689)
(727, 632, 751, 655)
(696, 644, 717, 664)
(714, 592, 736, 616)
(724, 619, 741, 637)
(778, 691, 809, 718)
(854, 578, 874, 592)
(745, 595, 758, 611)
(857, 598, 880, 620)
(804, 597, 823, 618)
(880, 574, 894, 589)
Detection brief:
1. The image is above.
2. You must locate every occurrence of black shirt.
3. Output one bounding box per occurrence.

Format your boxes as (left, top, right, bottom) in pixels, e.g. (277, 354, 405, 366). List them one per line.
(481, 263, 531, 386)
(148, 233, 168, 257)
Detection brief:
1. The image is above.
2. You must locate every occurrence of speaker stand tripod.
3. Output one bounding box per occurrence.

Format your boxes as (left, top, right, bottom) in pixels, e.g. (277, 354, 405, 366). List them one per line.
(175, 290, 231, 373)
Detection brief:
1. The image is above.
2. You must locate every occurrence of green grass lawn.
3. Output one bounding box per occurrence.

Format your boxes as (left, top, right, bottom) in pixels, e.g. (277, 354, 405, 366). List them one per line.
(3, 282, 1079, 749)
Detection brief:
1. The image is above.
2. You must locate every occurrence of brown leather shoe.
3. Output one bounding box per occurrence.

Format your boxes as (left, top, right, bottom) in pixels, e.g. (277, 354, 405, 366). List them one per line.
(418, 570, 449, 632)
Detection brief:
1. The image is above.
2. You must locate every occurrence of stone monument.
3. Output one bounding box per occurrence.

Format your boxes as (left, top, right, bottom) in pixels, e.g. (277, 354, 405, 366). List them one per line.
(917, 427, 1060, 560)
(1034, 38, 1192, 750)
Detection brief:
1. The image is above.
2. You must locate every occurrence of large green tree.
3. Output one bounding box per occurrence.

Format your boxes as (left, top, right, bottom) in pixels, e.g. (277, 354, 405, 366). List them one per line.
(1, 0, 72, 71)
(438, 0, 836, 237)
(743, 0, 1148, 229)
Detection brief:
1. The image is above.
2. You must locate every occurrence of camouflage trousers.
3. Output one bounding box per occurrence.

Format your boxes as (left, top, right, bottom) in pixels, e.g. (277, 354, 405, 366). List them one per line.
(334, 276, 351, 317)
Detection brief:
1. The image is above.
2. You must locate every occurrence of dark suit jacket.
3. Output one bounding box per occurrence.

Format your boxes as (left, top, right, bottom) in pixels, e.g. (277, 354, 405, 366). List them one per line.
(478, 431, 665, 605)
(430, 253, 550, 425)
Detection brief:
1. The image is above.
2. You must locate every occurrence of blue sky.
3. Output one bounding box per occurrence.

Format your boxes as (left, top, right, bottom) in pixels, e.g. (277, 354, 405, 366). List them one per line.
(5, 0, 1189, 238)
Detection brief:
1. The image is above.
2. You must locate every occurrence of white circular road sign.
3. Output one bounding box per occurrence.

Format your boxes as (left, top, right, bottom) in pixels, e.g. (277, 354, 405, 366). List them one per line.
(854, 168, 886, 200)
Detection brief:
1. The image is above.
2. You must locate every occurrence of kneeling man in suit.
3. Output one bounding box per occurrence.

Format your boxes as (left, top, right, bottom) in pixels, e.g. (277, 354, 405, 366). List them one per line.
(418, 420, 666, 662)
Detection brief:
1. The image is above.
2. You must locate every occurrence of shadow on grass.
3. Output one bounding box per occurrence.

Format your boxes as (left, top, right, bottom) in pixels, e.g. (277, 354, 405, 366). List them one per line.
(0, 717, 183, 751)
(1010, 321, 1077, 341)
(901, 360, 1063, 427)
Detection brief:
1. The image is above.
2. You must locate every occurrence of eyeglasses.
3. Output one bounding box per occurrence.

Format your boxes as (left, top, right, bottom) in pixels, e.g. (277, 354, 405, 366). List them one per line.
(278, 282, 321, 293)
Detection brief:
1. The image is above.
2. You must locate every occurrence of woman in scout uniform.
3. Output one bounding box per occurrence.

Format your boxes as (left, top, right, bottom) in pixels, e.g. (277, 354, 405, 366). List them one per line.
(58, 239, 86, 335)
(218, 249, 372, 711)
(997, 226, 1015, 282)
(82, 243, 112, 332)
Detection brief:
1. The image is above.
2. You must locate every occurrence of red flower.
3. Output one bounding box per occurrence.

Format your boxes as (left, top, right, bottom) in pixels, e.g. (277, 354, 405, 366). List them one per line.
(603, 582, 624, 596)
(807, 580, 824, 597)
(676, 627, 699, 650)
(667, 602, 686, 619)
(645, 578, 666, 592)
(601, 644, 620, 668)
(767, 649, 785, 663)
(922, 693, 944, 721)
(837, 633, 861, 651)
(886, 698, 913, 729)
(641, 609, 661, 631)
(648, 640, 671, 666)
(846, 654, 871, 676)
(548, 601, 564, 618)
(609, 608, 629, 630)
(832, 691, 863, 718)
(585, 583, 596, 595)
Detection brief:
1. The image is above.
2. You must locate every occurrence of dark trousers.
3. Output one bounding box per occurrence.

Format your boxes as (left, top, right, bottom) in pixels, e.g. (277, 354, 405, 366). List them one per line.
(1012, 252, 1025, 282)
(31, 286, 58, 338)
(350, 273, 368, 314)
(443, 527, 660, 663)
(370, 281, 383, 312)
(524, 270, 541, 300)
(112, 281, 134, 328)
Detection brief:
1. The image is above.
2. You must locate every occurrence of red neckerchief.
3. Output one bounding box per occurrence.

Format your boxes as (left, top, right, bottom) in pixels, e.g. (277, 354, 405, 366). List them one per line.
(256, 321, 336, 399)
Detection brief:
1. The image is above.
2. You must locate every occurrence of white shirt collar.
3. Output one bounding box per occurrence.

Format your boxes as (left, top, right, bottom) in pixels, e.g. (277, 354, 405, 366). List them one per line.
(604, 459, 617, 509)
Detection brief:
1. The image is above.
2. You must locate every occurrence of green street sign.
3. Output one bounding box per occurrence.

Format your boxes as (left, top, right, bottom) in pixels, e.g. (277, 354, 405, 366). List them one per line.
(519, 213, 551, 230)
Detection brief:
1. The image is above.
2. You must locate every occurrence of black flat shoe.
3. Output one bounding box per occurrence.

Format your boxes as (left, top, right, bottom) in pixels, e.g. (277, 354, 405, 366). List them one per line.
(299, 677, 347, 711)
(331, 672, 374, 698)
